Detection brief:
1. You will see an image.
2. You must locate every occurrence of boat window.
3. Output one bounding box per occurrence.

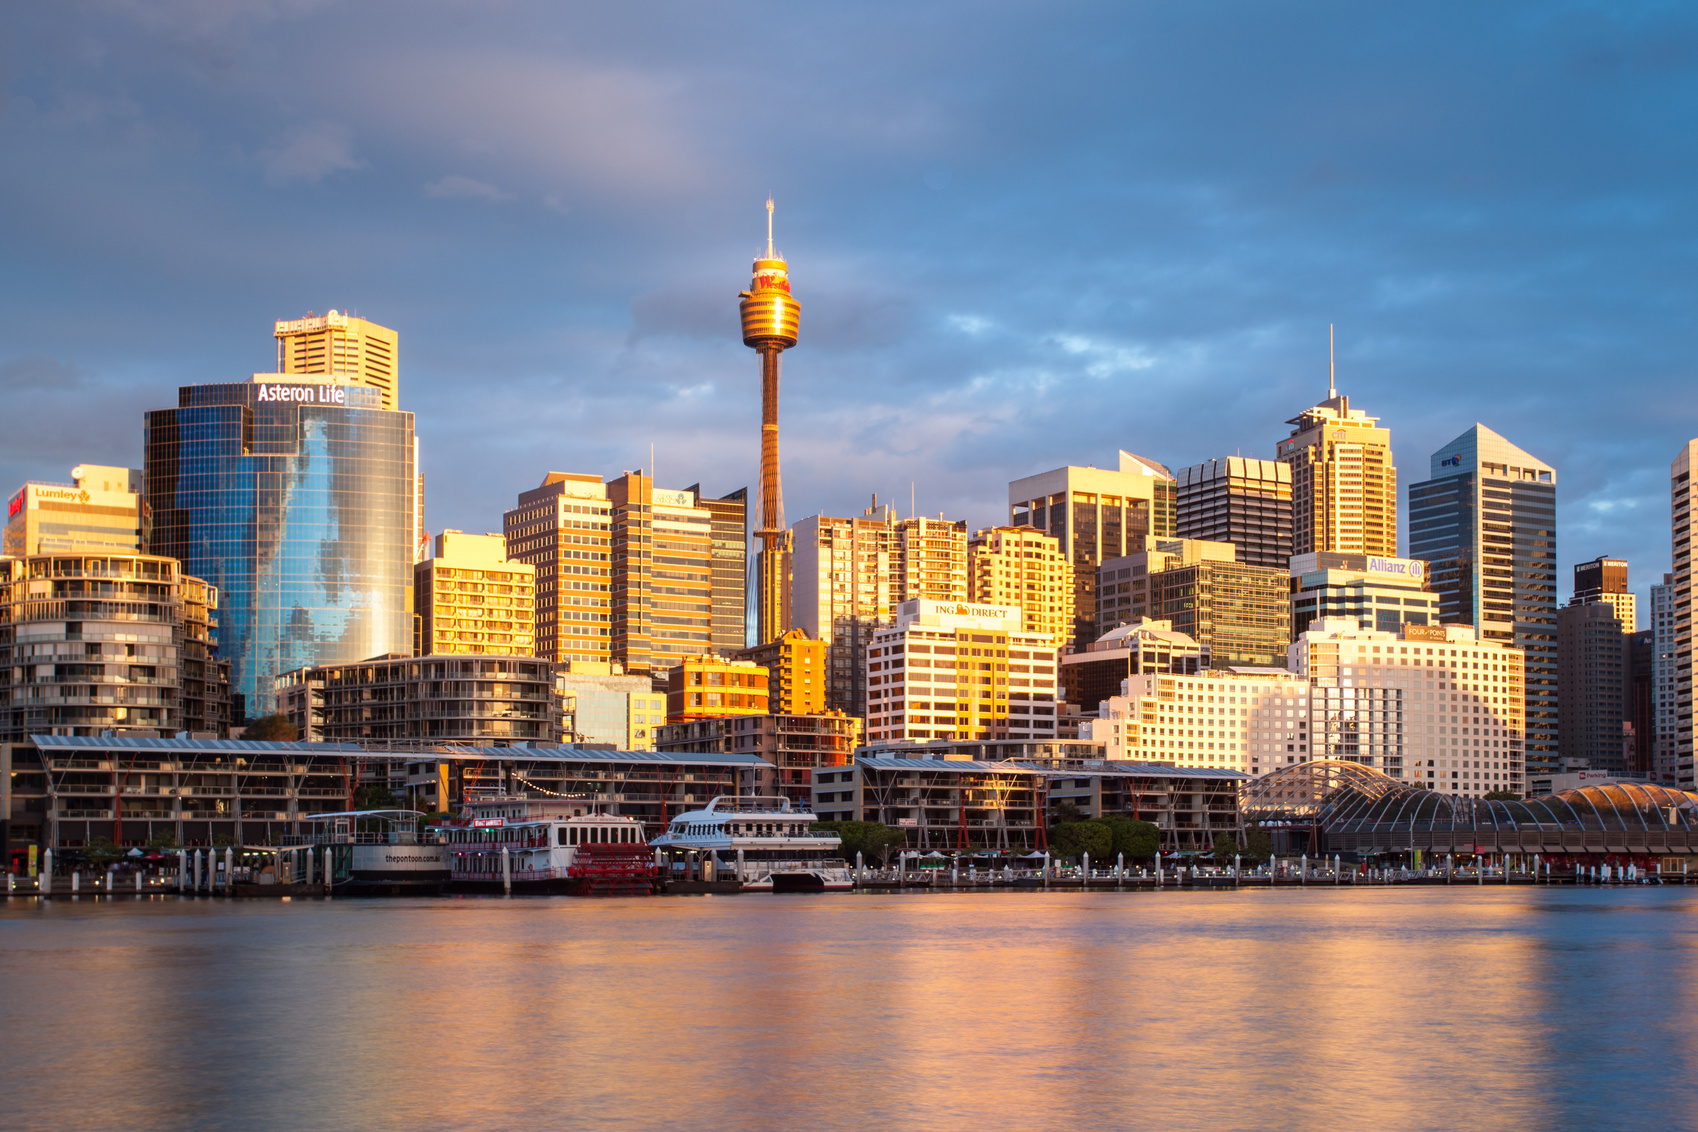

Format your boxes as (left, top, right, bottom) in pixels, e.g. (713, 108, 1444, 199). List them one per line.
(557, 827, 569, 846)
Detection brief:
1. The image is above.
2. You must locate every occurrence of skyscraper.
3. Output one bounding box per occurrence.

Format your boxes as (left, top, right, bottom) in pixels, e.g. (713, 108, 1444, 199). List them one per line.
(274, 310, 400, 411)
(608, 472, 714, 679)
(893, 516, 968, 605)
(503, 472, 612, 665)
(790, 505, 896, 719)
(1096, 538, 1290, 667)
(1652, 573, 1678, 780)
(1175, 457, 1293, 568)
(687, 484, 749, 656)
(145, 375, 415, 718)
(415, 530, 535, 657)
(1557, 599, 1628, 774)
(1007, 451, 1177, 648)
(740, 199, 800, 646)
(1276, 347, 1396, 556)
(1408, 424, 1558, 773)
(1572, 555, 1635, 630)
(1671, 441, 1697, 788)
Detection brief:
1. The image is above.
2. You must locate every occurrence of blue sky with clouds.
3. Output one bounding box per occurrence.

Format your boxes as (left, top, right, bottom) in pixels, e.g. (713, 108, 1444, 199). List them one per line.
(3, 1, 1695, 617)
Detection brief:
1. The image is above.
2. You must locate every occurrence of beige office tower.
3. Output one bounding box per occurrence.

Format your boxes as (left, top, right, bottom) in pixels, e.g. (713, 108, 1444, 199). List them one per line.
(969, 526, 1073, 648)
(504, 473, 613, 665)
(1008, 451, 1177, 648)
(1673, 441, 1698, 788)
(3, 464, 149, 556)
(415, 530, 536, 656)
(1278, 382, 1397, 556)
(274, 310, 400, 411)
(607, 472, 715, 678)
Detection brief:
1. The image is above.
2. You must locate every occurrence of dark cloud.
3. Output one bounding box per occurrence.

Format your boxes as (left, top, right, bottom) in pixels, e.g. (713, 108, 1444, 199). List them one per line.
(1, 1, 1695, 613)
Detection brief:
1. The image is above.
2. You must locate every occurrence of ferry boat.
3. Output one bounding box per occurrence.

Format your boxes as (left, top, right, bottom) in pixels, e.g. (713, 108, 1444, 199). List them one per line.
(650, 796, 852, 892)
(434, 795, 656, 896)
(280, 810, 450, 896)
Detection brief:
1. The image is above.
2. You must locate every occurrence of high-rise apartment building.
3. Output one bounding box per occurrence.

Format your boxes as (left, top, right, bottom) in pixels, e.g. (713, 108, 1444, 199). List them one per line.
(1671, 441, 1698, 788)
(1573, 555, 1635, 630)
(969, 525, 1072, 648)
(1290, 619, 1526, 796)
(504, 473, 612, 666)
(894, 516, 968, 604)
(865, 599, 1059, 743)
(4, 465, 150, 557)
(790, 506, 896, 719)
(736, 627, 828, 715)
(1652, 573, 1679, 780)
(1277, 391, 1397, 556)
(1630, 629, 1656, 777)
(1408, 424, 1558, 774)
(1289, 552, 1440, 639)
(687, 484, 749, 655)
(0, 552, 229, 740)
(1175, 457, 1293, 568)
(277, 653, 555, 743)
(146, 374, 415, 718)
(1008, 451, 1177, 647)
(664, 656, 770, 722)
(1557, 600, 1628, 774)
(415, 531, 535, 657)
(789, 503, 971, 719)
(274, 310, 400, 411)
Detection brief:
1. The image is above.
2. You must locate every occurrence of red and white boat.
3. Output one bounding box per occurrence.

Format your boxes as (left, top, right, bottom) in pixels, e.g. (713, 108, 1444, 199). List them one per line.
(435, 795, 656, 896)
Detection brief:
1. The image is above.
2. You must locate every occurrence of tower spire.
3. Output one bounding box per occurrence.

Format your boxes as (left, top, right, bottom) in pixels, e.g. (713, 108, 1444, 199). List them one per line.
(766, 197, 775, 260)
(1329, 323, 1337, 400)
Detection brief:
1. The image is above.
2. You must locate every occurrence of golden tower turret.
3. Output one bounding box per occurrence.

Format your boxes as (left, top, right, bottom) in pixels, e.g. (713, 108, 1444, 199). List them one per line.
(739, 199, 801, 645)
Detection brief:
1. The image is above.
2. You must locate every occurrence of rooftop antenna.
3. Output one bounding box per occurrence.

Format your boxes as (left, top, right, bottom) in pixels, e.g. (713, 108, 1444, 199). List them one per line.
(1328, 323, 1337, 400)
(766, 196, 775, 259)
(911, 481, 916, 520)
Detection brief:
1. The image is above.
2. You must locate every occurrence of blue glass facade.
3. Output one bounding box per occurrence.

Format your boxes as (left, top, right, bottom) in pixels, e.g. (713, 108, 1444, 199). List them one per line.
(145, 381, 415, 717)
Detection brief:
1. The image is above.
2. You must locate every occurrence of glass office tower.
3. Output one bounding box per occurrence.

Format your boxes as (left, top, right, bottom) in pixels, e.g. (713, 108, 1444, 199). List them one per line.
(145, 378, 416, 718)
(1408, 424, 1558, 775)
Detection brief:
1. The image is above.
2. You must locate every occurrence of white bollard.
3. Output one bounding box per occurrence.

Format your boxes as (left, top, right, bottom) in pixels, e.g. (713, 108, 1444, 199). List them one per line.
(1117, 852, 1125, 881)
(1082, 851, 1090, 885)
(305, 847, 314, 886)
(737, 847, 746, 884)
(41, 849, 53, 896)
(71, 870, 80, 893)
(323, 847, 333, 891)
(136, 870, 143, 894)
(225, 847, 234, 892)
(855, 850, 864, 887)
(1234, 854, 1241, 882)
(193, 849, 203, 892)
(501, 845, 511, 895)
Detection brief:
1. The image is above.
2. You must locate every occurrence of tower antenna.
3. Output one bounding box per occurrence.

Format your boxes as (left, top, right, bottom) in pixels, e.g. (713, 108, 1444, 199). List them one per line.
(741, 199, 801, 644)
(1329, 323, 1337, 400)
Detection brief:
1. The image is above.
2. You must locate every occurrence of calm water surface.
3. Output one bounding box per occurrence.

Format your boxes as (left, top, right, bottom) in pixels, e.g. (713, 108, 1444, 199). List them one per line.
(2, 888, 1696, 1131)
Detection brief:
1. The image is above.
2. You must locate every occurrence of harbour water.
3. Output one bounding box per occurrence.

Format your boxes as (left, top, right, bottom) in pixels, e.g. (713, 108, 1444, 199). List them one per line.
(2, 888, 1696, 1131)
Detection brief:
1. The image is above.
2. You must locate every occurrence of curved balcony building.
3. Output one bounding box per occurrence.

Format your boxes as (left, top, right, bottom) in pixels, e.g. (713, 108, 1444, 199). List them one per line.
(0, 552, 230, 740)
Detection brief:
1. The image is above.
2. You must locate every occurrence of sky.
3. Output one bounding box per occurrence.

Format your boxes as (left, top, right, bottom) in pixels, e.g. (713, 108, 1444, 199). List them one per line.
(3, 1, 1696, 618)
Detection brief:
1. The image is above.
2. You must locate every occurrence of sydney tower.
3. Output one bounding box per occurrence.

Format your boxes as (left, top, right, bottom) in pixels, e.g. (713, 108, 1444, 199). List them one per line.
(739, 199, 801, 645)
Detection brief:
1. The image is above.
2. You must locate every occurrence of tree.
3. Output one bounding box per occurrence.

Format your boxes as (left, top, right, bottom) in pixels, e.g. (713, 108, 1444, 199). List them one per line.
(147, 829, 181, 852)
(353, 783, 399, 810)
(83, 836, 119, 865)
(1101, 815, 1160, 862)
(1211, 832, 1240, 860)
(815, 821, 906, 865)
(1240, 828, 1274, 863)
(244, 714, 299, 741)
(1050, 801, 1086, 824)
(1052, 820, 1113, 861)
(1482, 789, 1520, 801)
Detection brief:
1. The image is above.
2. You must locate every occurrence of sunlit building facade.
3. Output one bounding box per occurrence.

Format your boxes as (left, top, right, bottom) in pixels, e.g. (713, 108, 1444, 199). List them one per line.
(4, 465, 149, 557)
(415, 530, 535, 657)
(1175, 457, 1293, 569)
(274, 310, 400, 412)
(1277, 393, 1397, 557)
(969, 525, 1072, 648)
(145, 376, 416, 718)
(504, 472, 612, 665)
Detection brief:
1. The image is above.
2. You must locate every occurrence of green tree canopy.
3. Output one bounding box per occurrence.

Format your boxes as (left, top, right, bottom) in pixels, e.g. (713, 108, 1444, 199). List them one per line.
(83, 836, 119, 865)
(1482, 789, 1521, 801)
(244, 714, 299, 741)
(1101, 816, 1160, 862)
(1212, 832, 1241, 860)
(1053, 820, 1113, 861)
(147, 829, 180, 852)
(354, 783, 399, 810)
(815, 821, 906, 864)
(1240, 828, 1274, 863)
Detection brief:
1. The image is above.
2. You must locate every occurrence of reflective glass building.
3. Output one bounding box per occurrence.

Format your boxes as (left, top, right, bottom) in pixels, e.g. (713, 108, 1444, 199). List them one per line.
(145, 378, 416, 718)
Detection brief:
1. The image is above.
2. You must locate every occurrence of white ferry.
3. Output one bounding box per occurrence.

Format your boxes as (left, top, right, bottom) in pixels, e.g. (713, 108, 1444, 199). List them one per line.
(280, 810, 450, 896)
(650, 795, 852, 892)
(435, 795, 656, 896)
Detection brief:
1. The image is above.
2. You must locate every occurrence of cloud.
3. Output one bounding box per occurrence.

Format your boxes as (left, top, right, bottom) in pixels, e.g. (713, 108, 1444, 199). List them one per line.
(259, 123, 363, 186)
(423, 175, 514, 203)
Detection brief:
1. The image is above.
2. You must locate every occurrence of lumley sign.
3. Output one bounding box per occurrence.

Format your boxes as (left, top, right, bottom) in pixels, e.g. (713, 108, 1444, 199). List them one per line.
(256, 383, 347, 405)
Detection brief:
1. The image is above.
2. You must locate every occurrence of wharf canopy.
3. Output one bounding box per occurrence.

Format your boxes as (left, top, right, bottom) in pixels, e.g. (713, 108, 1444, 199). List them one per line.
(1243, 759, 1698, 859)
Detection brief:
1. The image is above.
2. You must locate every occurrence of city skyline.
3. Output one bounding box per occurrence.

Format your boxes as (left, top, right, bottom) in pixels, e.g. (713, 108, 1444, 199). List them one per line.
(3, 3, 1695, 622)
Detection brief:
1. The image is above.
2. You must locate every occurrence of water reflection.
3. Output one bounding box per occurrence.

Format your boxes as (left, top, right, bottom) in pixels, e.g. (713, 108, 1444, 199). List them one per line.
(3, 890, 1697, 1131)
